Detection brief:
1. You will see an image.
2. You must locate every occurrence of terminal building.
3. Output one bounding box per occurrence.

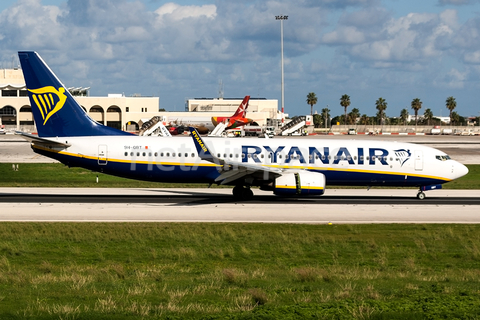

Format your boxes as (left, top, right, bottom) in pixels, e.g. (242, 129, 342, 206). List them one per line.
(0, 68, 280, 133)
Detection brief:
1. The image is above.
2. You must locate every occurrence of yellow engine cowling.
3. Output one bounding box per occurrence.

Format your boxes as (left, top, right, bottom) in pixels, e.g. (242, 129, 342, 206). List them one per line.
(274, 171, 326, 196)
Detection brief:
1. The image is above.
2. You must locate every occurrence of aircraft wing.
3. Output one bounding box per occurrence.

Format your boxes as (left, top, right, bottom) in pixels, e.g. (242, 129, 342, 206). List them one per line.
(189, 127, 282, 185)
(15, 131, 71, 148)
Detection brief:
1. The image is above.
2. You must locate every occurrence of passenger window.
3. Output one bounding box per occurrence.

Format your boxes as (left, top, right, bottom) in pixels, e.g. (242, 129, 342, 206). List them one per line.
(154, 152, 158, 157)
(130, 152, 134, 156)
(124, 152, 128, 156)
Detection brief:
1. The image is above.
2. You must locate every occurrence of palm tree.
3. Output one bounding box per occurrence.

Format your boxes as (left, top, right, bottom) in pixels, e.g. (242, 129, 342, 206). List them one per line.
(340, 94, 350, 126)
(450, 111, 460, 125)
(360, 114, 369, 132)
(306, 92, 317, 116)
(348, 108, 360, 125)
(411, 98, 422, 130)
(375, 97, 387, 129)
(400, 108, 409, 126)
(424, 108, 433, 126)
(321, 107, 330, 129)
(445, 96, 456, 125)
(360, 114, 369, 125)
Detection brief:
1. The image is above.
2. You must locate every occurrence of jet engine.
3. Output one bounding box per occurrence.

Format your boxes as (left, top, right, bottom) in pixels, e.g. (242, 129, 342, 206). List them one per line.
(273, 171, 326, 196)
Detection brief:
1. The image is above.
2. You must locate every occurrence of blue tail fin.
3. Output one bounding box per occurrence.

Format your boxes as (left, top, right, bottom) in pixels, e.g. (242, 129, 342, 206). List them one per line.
(18, 51, 131, 137)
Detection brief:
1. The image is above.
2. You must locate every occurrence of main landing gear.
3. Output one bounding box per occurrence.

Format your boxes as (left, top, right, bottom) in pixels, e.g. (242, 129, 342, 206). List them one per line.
(232, 185, 254, 201)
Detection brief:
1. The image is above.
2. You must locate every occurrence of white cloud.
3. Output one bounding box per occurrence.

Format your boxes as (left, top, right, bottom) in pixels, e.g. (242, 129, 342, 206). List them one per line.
(323, 26, 365, 44)
(339, 10, 458, 63)
(155, 2, 216, 21)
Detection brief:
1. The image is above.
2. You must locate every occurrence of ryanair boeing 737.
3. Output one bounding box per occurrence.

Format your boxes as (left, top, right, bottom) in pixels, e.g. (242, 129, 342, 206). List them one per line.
(17, 51, 468, 200)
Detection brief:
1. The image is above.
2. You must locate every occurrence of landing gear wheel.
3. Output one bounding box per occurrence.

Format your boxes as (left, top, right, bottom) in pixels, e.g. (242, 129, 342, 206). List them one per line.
(232, 186, 254, 201)
(232, 185, 243, 199)
(242, 188, 254, 201)
(416, 192, 426, 200)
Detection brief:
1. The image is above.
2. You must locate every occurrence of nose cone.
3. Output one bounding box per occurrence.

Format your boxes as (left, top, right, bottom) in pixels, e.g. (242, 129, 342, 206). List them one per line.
(454, 162, 469, 179)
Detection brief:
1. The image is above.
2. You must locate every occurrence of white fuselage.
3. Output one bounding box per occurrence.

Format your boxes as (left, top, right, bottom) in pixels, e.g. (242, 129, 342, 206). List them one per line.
(33, 135, 468, 187)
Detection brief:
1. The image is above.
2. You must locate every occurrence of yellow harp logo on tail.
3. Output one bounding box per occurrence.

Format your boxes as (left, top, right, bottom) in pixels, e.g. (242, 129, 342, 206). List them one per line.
(28, 86, 67, 125)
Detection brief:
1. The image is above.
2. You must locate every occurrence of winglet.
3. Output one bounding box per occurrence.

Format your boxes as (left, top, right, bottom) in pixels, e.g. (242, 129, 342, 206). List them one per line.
(189, 127, 215, 161)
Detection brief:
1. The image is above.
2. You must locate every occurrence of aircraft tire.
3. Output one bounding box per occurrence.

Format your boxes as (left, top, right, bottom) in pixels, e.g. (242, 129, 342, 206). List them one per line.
(417, 192, 426, 200)
(232, 186, 254, 201)
(232, 185, 243, 199)
(242, 188, 254, 201)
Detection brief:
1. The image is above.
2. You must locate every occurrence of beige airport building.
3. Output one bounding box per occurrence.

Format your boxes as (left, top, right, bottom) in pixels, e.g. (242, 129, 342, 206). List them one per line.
(0, 68, 280, 133)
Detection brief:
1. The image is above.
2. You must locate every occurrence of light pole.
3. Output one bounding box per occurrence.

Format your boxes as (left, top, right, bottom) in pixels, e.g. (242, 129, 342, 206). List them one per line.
(275, 15, 288, 124)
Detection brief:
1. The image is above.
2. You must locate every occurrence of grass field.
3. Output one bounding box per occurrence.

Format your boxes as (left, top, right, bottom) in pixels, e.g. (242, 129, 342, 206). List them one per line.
(1, 163, 479, 189)
(1, 164, 479, 318)
(0, 223, 479, 319)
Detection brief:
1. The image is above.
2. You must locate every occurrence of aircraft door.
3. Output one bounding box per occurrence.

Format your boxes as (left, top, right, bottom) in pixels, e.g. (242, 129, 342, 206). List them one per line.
(414, 150, 423, 171)
(98, 145, 108, 165)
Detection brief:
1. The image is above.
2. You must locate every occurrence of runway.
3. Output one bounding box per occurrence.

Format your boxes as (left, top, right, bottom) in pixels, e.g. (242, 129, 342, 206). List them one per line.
(1, 188, 479, 223)
(1, 134, 479, 223)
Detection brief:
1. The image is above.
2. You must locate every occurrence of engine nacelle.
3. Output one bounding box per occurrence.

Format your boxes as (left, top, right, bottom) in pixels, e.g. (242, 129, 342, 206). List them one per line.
(274, 171, 326, 196)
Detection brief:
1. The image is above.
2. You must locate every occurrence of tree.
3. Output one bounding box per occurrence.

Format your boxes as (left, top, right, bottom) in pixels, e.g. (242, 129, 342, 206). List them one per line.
(306, 92, 317, 116)
(424, 108, 433, 126)
(411, 98, 422, 129)
(445, 96, 456, 125)
(450, 111, 460, 125)
(360, 114, 369, 126)
(375, 97, 387, 127)
(340, 94, 350, 126)
(348, 108, 360, 125)
(400, 108, 409, 126)
(321, 108, 330, 129)
(312, 114, 322, 128)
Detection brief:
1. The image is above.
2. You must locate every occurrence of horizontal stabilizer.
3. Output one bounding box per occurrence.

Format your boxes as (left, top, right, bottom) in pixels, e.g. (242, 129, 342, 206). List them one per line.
(15, 131, 71, 148)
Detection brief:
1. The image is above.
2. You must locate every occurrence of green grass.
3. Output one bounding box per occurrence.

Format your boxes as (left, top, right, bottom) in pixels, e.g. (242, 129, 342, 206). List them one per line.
(1, 163, 479, 189)
(0, 223, 479, 319)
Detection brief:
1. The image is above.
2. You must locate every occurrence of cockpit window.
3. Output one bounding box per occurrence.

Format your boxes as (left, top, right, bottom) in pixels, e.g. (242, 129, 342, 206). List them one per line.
(435, 155, 451, 161)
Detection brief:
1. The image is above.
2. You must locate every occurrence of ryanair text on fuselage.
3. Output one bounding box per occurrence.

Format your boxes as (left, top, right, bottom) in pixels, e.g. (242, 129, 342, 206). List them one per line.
(241, 145, 411, 166)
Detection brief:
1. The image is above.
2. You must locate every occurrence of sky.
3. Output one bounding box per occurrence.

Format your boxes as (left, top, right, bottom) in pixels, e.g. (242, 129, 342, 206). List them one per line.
(0, 0, 480, 118)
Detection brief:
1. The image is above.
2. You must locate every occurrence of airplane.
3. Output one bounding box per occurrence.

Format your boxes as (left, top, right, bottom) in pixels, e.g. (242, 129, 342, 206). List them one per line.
(211, 95, 255, 129)
(17, 51, 468, 200)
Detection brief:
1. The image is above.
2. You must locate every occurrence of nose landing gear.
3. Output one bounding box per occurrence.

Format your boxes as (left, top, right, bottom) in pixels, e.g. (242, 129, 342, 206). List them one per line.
(416, 191, 426, 200)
